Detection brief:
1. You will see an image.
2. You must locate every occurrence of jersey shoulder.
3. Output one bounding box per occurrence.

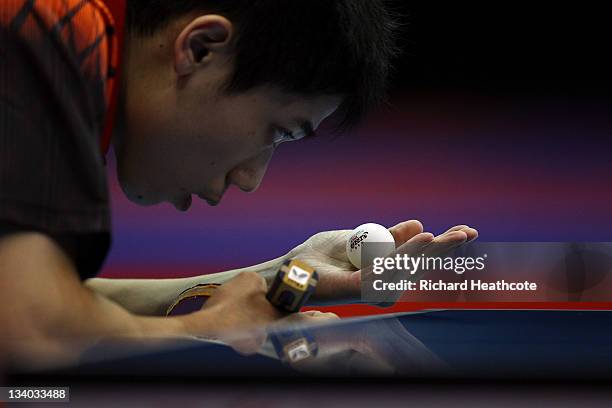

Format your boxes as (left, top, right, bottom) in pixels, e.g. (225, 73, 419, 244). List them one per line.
(1, 0, 117, 89)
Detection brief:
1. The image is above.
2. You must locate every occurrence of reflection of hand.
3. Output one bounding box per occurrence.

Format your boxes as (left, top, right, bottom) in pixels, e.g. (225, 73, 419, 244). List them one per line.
(285, 220, 477, 303)
(225, 312, 340, 356)
(348, 317, 448, 376)
(266, 315, 448, 377)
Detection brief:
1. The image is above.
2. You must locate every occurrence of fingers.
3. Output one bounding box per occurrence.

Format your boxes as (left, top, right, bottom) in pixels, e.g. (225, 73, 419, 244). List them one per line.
(369, 224, 477, 268)
(270, 310, 340, 329)
(421, 226, 477, 258)
(443, 225, 469, 234)
(464, 227, 478, 242)
(408, 231, 435, 244)
(441, 225, 478, 242)
(300, 310, 340, 319)
(226, 330, 267, 356)
(388, 220, 424, 247)
(393, 232, 435, 255)
(434, 230, 468, 245)
(390, 222, 478, 248)
(235, 270, 268, 293)
(281, 311, 340, 325)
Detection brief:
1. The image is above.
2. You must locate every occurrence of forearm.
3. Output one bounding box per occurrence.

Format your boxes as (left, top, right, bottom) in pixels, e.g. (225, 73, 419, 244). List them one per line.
(0, 232, 196, 369)
(12, 288, 188, 369)
(86, 255, 286, 316)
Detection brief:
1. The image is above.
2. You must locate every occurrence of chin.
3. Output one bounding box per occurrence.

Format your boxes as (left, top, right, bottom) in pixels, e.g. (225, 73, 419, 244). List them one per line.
(134, 196, 161, 207)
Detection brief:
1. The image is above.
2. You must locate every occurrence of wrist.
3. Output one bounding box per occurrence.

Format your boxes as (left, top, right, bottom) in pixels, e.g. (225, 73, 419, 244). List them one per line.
(134, 314, 193, 339)
(173, 307, 222, 338)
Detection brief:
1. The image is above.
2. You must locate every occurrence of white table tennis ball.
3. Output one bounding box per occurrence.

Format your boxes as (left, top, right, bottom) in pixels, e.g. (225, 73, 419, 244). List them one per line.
(346, 223, 396, 269)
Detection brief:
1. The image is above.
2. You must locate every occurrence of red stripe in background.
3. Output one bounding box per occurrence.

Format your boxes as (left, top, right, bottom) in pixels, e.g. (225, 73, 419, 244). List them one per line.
(101, 264, 612, 318)
(304, 302, 612, 318)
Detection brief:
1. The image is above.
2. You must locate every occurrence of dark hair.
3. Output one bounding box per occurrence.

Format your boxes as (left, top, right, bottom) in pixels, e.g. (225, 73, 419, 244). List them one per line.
(127, 1, 399, 129)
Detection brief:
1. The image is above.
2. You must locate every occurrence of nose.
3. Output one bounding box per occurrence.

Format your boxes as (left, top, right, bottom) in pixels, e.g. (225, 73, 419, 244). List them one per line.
(228, 149, 274, 193)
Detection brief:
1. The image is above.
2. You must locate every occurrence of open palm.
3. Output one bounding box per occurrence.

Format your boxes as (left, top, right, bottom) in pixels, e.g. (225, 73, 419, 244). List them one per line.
(284, 220, 478, 302)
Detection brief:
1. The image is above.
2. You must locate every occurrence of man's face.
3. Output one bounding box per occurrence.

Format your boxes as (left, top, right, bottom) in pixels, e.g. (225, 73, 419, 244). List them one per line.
(116, 15, 341, 211)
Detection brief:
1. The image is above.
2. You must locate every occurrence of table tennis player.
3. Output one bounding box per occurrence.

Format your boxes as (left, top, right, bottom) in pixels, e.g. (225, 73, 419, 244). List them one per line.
(0, 0, 477, 368)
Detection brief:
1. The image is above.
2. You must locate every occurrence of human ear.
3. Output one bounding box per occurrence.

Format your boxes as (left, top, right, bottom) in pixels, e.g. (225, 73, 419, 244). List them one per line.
(174, 15, 233, 76)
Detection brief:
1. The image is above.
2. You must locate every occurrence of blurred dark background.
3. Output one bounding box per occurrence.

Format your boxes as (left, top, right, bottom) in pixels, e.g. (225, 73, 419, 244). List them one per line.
(387, 3, 611, 99)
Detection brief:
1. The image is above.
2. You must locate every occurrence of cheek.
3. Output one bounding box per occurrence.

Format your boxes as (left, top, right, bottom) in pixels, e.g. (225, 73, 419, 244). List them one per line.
(189, 100, 268, 162)
(153, 95, 271, 190)
(164, 121, 245, 188)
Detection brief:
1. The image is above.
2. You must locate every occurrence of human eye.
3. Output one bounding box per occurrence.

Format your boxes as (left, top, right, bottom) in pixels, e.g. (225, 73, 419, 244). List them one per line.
(272, 127, 298, 147)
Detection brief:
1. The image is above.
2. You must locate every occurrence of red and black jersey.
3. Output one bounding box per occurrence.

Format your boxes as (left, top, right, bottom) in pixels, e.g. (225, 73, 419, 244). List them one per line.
(0, 0, 125, 279)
